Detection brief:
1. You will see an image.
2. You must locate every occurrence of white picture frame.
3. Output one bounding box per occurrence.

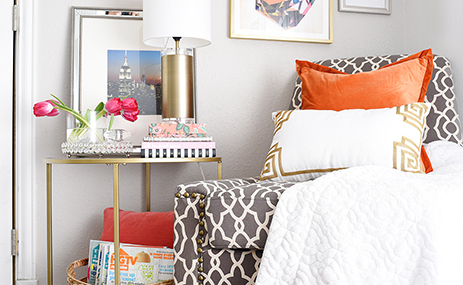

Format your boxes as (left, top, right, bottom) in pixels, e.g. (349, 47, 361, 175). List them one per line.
(71, 7, 163, 145)
(338, 0, 391, 15)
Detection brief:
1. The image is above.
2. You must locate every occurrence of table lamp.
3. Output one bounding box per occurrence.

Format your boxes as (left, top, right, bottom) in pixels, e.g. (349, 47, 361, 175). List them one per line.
(143, 0, 211, 124)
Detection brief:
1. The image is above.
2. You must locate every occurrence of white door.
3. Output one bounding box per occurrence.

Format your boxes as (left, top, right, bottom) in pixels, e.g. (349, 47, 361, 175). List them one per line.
(14, 0, 37, 283)
(0, 0, 15, 283)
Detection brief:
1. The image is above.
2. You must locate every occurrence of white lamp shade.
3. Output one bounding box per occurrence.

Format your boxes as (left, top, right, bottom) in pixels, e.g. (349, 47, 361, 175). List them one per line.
(143, 0, 212, 48)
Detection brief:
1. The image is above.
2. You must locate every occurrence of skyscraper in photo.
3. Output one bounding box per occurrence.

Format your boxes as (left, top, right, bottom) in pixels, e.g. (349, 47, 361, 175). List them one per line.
(118, 51, 132, 96)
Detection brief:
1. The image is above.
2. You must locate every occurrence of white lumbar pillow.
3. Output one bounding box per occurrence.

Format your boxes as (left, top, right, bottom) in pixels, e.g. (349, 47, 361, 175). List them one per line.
(260, 102, 431, 182)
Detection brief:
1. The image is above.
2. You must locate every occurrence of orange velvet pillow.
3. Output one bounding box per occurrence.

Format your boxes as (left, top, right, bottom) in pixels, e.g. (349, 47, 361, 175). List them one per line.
(296, 49, 434, 173)
(100, 208, 174, 248)
(296, 49, 433, 110)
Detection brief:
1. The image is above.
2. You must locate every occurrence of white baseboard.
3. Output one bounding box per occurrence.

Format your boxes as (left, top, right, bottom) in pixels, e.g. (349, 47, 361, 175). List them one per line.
(17, 280, 38, 285)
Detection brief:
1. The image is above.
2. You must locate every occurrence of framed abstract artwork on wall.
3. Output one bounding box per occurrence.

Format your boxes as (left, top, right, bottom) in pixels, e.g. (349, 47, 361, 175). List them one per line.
(230, 0, 333, 44)
(71, 7, 163, 145)
(338, 0, 391, 14)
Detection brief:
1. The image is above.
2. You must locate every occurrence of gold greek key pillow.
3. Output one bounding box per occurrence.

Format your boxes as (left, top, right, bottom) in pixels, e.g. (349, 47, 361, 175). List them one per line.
(260, 102, 431, 182)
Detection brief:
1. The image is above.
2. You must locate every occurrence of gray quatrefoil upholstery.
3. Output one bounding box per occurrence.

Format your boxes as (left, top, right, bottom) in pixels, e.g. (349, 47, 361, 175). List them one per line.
(174, 178, 295, 285)
(174, 53, 463, 285)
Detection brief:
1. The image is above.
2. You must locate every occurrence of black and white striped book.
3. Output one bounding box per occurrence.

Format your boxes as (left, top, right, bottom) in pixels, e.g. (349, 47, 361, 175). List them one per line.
(143, 136, 213, 142)
(140, 148, 217, 158)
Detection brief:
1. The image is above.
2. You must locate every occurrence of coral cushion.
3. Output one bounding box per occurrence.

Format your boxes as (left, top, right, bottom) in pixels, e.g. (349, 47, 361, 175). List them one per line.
(295, 49, 434, 173)
(100, 208, 174, 248)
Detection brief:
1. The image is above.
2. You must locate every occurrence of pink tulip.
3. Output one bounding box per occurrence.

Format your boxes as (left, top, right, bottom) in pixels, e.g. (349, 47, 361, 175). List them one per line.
(122, 109, 139, 122)
(105, 98, 122, 115)
(121, 97, 138, 112)
(47, 100, 60, 116)
(33, 101, 59, 117)
(48, 108, 59, 117)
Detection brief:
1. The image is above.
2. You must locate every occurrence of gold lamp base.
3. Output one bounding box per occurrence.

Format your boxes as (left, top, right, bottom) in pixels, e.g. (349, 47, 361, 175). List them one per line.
(161, 48, 195, 123)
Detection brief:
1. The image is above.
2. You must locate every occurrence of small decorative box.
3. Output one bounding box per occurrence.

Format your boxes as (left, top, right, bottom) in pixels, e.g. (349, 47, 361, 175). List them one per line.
(149, 123, 207, 138)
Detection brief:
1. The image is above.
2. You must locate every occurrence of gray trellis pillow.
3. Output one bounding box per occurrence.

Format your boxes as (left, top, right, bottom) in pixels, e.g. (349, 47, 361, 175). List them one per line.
(290, 54, 463, 145)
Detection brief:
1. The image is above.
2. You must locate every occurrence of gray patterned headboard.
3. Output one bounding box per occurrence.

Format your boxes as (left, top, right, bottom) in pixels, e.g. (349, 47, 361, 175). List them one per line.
(291, 54, 463, 146)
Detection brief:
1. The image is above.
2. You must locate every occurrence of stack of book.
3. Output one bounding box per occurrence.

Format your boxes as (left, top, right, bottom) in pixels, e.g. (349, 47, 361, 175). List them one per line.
(140, 123, 216, 158)
(87, 240, 173, 285)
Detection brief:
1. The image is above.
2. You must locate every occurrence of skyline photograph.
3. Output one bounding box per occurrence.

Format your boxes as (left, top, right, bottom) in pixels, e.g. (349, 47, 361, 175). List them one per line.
(107, 50, 162, 115)
(107, 50, 161, 84)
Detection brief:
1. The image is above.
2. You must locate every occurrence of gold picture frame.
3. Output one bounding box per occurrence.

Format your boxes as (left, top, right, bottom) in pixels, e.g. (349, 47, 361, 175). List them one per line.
(230, 0, 333, 44)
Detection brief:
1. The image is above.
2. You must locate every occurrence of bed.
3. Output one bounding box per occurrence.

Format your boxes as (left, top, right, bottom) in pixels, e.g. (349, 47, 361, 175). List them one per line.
(173, 49, 463, 285)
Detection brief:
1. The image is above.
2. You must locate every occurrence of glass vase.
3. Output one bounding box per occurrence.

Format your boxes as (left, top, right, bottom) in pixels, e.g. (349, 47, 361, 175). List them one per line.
(66, 111, 106, 144)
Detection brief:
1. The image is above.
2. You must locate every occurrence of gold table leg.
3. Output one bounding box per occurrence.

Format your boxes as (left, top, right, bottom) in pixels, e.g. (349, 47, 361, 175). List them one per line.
(46, 163, 53, 285)
(217, 160, 223, 180)
(146, 163, 150, 211)
(113, 164, 120, 285)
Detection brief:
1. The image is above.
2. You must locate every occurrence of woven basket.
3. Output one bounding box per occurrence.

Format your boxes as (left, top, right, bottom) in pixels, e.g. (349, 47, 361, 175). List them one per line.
(66, 258, 174, 285)
(66, 258, 89, 285)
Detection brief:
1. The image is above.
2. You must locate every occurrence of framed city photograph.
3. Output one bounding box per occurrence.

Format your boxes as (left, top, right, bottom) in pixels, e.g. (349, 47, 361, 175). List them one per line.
(230, 0, 333, 44)
(107, 50, 161, 115)
(338, 0, 391, 14)
(72, 7, 162, 145)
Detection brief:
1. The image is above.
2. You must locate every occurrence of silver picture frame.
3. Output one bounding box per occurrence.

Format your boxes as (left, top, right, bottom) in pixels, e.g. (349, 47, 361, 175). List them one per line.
(71, 7, 163, 145)
(338, 0, 391, 15)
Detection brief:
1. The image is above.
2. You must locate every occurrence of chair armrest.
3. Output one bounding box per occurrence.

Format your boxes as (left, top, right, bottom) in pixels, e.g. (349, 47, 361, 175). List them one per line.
(173, 177, 259, 284)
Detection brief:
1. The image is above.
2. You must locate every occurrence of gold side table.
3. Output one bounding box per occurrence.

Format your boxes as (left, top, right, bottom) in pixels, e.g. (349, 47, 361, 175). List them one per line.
(44, 157, 222, 285)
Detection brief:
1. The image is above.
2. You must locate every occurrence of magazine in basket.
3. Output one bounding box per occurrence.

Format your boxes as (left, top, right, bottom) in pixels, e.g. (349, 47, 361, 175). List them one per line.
(87, 240, 173, 285)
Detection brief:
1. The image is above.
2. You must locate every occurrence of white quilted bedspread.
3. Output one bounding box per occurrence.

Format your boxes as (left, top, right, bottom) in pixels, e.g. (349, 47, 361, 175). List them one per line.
(255, 141, 463, 285)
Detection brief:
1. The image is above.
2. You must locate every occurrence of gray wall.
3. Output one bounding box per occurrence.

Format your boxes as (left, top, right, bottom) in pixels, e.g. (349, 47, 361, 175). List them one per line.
(33, 0, 463, 283)
(404, 0, 463, 127)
